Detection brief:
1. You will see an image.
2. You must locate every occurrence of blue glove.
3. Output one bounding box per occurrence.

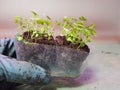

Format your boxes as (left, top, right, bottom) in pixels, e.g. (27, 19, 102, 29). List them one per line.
(0, 54, 51, 85)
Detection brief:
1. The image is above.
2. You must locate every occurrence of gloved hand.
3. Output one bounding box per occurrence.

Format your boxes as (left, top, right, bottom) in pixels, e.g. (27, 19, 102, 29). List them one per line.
(0, 38, 18, 90)
(0, 54, 51, 85)
(0, 38, 51, 90)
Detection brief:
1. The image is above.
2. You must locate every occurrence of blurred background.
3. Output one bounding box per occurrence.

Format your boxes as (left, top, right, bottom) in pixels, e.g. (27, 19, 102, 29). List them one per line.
(0, 0, 120, 41)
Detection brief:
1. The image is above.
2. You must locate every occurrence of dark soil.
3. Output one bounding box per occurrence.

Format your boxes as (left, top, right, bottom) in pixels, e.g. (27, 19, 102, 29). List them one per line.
(23, 31, 90, 53)
(23, 31, 55, 45)
(55, 36, 90, 53)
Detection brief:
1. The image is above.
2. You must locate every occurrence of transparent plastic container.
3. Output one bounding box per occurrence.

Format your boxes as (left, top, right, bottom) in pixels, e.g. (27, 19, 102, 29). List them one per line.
(14, 39, 89, 78)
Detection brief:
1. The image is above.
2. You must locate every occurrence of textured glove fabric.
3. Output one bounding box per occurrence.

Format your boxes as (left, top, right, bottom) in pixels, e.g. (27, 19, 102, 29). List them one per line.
(0, 54, 50, 85)
(0, 38, 20, 90)
(0, 38, 16, 58)
(0, 38, 51, 90)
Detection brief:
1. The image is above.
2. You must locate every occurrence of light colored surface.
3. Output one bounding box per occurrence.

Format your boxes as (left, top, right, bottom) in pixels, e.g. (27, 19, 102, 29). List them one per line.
(59, 41, 120, 90)
(16, 41, 120, 90)
(0, 0, 120, 37)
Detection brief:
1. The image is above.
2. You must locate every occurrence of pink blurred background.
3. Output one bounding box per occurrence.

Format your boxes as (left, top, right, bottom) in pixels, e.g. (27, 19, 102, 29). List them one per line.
(0, 0, 120, 41)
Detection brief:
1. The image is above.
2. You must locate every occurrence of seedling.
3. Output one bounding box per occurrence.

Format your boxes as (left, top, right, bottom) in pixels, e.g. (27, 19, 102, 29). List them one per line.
(56, 16, 96, 48)
(14, 11, 54, 42)
(14, 11, 95, 78)
(14, 11, 96, 49)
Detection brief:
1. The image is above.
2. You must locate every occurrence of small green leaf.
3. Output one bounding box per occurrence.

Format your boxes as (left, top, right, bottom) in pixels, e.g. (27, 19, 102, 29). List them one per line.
(63, 16, 69, 22)
(63, 28, 69, 34)
(76, 22, 84, 28)
(86, 24, 96, 35)
(79, 16, 87, 21)
(36, 19, 44, 25)
(40, 27, 45, 33)
(85, 37, 92, 42)
(30, 11, 39, 17)
(14, 16, 21, 23)
(45, 20, 52, 25)
(67, 37, 72, 42)
(63, 23, 69, 28)
(17, 36, 23, 41)
(46, 15, 51, 20)
(80, 41, 85, 47)
(71, 17, 77, 21)
(83, 29, 91, 36)
(56, 21, 61, 26)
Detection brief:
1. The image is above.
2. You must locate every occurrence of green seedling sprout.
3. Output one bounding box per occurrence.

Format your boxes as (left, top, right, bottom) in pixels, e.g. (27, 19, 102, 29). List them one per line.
(56, 16, 96, 49)
(15, 11, 96, 49)
(14, 11, 54, 41)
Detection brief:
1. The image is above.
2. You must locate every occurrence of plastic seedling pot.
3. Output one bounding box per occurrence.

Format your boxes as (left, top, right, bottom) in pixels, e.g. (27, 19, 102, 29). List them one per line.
(14, 38, 89, 78)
